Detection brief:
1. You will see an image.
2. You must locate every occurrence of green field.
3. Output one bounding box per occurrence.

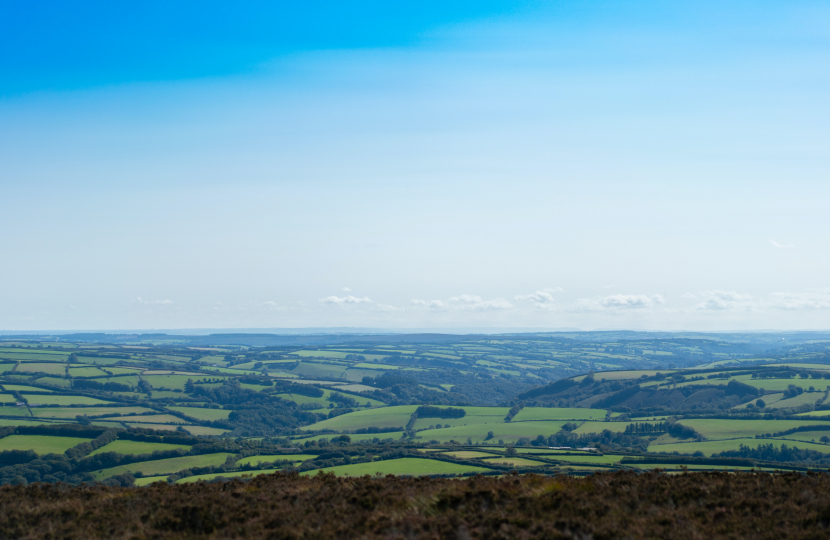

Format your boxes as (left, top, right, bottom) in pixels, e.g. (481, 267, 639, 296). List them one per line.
(301, 405, 418, 431)
(548, 454, 622, 464)
(141, 375, 202, 391)
(797, 410, 830, 418)
(33, 406, 154, 419)
(300, 458, 492, 477)
(177, 468, 281, 483)
(236, 454, 317, 467)
(289, 363, 348, 379)
(294, 431, 405, 443)
(1, 385, 54, 393)
(650, 437, 830, 456)
(413, 414, 505, 430)
(0, 434, 91, 454)
(573, 421, 664, 435)
(479, 457, 546, 467)
(118, 414, 188, 424)
(68, 367, 109, 377)
(93, 453, 234, 480)
(417, 421, 568, 443)
(15, 363, 67, 375)
(24, 395, 112, 406)
(89, 440, 192, 456)
(183, 426, 230, 436)
(439, 450, 500, 459)
(134, 475, 170, 486)
(678, 419, 826, 440)
(511, 407, 607, 422)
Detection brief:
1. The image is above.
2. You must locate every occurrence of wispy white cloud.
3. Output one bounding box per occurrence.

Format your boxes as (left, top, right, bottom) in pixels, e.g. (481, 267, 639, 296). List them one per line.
(683, 290, 754, 311)
(448, 294, 513, 311)
(342, 287, 352, 292)
(135, 297, 173, 305)
(319, 295, 372, 305)
(769, 289, 830, 310)
(375, 303, 404, 312)
(411, 299, 445, 309)
(770, 240, 795, 249)
(514, 287, 563, 309)
(567, 294, 664, 312)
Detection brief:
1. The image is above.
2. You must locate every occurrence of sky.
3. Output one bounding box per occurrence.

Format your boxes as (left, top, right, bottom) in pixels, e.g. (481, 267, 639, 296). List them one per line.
(1, 0, 829, 332)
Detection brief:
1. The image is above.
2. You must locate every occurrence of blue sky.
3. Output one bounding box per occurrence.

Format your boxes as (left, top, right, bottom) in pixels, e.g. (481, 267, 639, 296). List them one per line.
(1, 1, 829, 331)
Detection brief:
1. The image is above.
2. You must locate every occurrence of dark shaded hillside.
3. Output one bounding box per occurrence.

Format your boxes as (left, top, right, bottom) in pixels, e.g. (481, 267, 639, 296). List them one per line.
(519, 371, 763, 411)
(4, 471, 830, 538)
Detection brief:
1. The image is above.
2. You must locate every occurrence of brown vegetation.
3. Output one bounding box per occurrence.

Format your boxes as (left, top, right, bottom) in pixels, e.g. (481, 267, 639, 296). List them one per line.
(2, 471, 830, 538)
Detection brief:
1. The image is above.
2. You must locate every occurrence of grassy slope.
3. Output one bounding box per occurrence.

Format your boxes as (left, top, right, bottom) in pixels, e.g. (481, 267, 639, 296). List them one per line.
(92, 453, 234, 480)
(0, 434, 91, 454)
(300, 458, 492, 477)
(89, 440, 192, 456)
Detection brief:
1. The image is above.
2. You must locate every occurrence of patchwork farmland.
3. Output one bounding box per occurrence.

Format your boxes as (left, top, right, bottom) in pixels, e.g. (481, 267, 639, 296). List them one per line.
(1, 331, 830, 485)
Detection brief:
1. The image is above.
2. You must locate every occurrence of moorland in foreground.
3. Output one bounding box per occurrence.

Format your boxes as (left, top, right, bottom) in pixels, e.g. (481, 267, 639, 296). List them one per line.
(3, 470, 830, 539)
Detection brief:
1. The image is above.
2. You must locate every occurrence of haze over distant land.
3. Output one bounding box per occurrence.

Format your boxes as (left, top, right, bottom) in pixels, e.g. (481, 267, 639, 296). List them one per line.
(2, 1, 829, 331)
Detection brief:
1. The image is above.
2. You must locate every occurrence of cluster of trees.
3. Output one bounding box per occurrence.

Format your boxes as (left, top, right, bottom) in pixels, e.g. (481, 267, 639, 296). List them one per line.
(415, 406, 465, 419)
(73, 379, 131, 392)
(713, 443, 830, 463)
(623, 421, 699, 439)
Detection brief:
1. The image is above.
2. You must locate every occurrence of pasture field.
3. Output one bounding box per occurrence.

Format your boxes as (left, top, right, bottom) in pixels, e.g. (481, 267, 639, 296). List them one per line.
(289, 363, 347, 379)
(649, 437, 830, 456)
(141, 374, 203, 390)
(300, 458, 492, 477)
(168, 406, 231, 421)
(416, 421, 568, 443)
(0, 418, 64, 427)
(547, 454, 623, 464)
(301, 406, 418, 431)
(23, 395, 111, 406)
(767, 392, 824, 408)
(733, 393, 785, 408)
(89, 440, 192, 456)
(352, 363, 398, 370)
(103, 367, 143, 375)
(777, 431, 830, 444)
(124, 422, 186, 431)
(177, 469, 281, 483)
(92, 453, 234, 479)
(511, 407, 607, 422)
(117, 414, 188, 424)
(479, 457, 546, 467)
(515, 448, 596, 455)
(678, 419, 826, 440)
(735, 376, 827, 392)
(182, 426, 230, 436)
(15, 364, 67, 375)
(236, 454, 317, 467)
(1, 385, 54, 393)
(0, 406, 35, 416)
(576, 370, 674, 381)
(67, 367, 109, 377)
(0, 435, 91, 454)
(294, 431, 405, 443)
(412, 414, 504, 430)
(89, 375, 141, 388)
(797, 410, 830, 417)
(439, 451, 500, 459)
(572, 421, 664, 435)
(75, 356, 125, 365)
(134, 476, 170, 486)
(33, 406, 154, 419)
